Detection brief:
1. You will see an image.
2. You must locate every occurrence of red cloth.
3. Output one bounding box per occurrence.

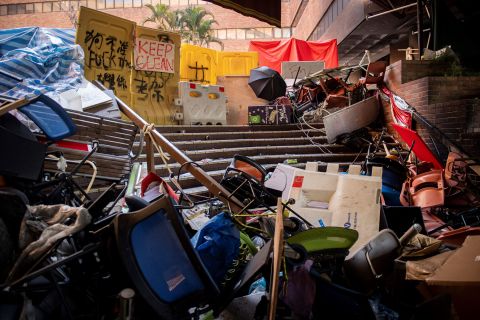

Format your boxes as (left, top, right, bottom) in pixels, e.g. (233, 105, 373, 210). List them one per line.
(140, 172, 179, 202)
(380, 85, 413, 129)
(249, 38, 338, 72)
(392, 124, 444, 169)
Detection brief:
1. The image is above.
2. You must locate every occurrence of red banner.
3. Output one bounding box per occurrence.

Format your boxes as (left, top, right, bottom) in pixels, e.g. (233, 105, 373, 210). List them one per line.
(249, 38, 338, 72)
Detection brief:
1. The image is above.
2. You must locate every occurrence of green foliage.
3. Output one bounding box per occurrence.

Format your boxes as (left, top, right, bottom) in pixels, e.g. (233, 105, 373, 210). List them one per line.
(143, 4, 223, 49)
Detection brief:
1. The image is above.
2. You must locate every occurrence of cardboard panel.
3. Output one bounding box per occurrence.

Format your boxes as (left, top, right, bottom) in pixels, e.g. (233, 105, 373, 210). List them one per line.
(76, 7, 134, 106)
(77, 7, 181, 124)
(132, 27, 181, 124)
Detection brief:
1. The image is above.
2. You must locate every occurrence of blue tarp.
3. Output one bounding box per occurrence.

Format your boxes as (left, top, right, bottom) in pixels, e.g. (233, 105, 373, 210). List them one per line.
(0, 27, 84, 100)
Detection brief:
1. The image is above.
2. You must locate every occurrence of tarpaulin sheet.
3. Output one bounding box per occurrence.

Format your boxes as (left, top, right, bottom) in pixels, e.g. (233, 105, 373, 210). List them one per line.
(249, 38, 338, 73)
(392, 123, 443, 169)
(0, 27, 83, 100)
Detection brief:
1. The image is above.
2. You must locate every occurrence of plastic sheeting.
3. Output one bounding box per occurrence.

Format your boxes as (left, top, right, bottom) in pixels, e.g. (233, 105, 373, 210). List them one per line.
(0, 27, 83, 100)
(249, 38, 338, 73)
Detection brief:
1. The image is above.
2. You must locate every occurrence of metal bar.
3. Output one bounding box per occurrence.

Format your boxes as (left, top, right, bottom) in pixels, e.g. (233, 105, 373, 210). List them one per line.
(412, 28, 431, 35)
(93, 81, 245, 214)
(417, 0, 424, 56)
(366, 2, 416, 20)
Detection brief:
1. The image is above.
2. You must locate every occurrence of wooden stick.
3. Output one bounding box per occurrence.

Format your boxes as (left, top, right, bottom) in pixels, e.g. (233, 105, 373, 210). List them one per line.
(0, 97, 29, 117)
(269, 198, 284, 320)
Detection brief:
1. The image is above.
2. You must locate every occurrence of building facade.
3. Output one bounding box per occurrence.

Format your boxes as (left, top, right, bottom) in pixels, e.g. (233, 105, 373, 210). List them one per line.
(0, 0, 294, 51)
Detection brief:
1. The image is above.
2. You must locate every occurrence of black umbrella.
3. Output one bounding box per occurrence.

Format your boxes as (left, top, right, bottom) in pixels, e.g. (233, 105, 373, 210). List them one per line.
(248, 66, 286, 101)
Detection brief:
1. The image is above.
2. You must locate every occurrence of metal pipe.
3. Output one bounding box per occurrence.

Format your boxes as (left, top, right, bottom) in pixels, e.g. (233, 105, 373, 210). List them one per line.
(417, 0, 424, 57)
(93, 81, 245, 214)
(412, 28, 430, 35)
(366, 2, 416, 20)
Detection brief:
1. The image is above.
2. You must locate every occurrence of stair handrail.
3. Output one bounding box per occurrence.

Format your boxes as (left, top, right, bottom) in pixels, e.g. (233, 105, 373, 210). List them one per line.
(94, 81, 245, 214)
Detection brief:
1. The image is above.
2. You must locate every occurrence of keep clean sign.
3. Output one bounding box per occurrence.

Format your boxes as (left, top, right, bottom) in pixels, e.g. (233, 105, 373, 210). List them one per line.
(134, 38, 175, 73)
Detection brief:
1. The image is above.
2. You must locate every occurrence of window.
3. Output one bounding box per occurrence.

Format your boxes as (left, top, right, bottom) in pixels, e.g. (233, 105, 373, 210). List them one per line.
(0, 5, 7, 16)
(114, 0, 123, 8)
(52, 2, 62, 12)
(42, 2, 52, 13)
(274, 27, 282, 38)
(282, 28, 291, 38)
(97, 0, 106, 9)
(87, 0, 97, 8)
(7, 4, 17, 15)
(217, 29, 226, 40)
(16, 4, 26, 14)
(226, 29, 236, 40)
(105, 0, 114, 9)
(246, 29, 255, 39)
(179, 0, 189, 5)
(236, 28, 245, 39)
(26, 3, 34, 13)
(80, 0, 88, 8)
(34, 3, 43, 12)
(133, 0, 142, 7)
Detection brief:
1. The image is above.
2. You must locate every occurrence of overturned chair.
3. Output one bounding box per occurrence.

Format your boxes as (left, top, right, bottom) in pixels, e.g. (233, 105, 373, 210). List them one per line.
(115, 195, 272, 319)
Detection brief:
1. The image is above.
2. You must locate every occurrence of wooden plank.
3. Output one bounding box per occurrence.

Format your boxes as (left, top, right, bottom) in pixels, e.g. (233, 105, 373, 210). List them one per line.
(269, 198, 284, 320)
(145, 136, 155, 174)
(67, 110, 136, 129)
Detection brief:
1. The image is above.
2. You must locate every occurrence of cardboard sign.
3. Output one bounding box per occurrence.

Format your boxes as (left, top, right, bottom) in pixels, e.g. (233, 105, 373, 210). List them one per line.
(134, 38, 175, 73)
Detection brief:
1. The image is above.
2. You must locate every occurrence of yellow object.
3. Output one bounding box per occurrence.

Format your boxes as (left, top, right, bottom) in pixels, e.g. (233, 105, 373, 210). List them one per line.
(189, 91, 202, 98)
(180, 44, 258, 85)
(217, 51, 259, 76)
(207, 93, 218, 100)
(76, 7, 181, 125)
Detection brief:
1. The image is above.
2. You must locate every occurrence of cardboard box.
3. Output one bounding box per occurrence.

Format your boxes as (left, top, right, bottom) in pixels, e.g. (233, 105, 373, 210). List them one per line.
(425, 236, 480, 319)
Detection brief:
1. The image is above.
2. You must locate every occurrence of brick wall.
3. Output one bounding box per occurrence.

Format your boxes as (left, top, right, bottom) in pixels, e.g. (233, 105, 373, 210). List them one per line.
(383, 60, 480, 158)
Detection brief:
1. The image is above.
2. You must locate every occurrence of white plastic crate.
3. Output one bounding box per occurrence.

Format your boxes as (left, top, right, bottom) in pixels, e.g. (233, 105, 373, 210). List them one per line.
(177, 81, 227, 125)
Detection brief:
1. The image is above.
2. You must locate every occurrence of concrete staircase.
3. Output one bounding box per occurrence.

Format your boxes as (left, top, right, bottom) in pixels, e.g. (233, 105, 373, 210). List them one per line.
(135, 123, 381, 194)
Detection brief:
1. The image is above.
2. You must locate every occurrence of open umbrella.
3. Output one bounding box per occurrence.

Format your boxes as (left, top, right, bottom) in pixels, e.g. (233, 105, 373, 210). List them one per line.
(248, 66, 286, 101)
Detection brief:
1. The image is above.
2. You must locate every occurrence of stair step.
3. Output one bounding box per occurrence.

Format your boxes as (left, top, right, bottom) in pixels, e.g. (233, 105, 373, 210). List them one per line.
(154, 123, 324, 134)
(176, 161, 363, 194)
(139, 145, 354, 165)
(135, 129, 326, 143)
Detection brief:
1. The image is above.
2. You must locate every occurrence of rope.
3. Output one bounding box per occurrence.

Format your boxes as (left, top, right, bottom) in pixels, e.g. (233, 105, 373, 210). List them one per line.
(142, 123, 172, 175)
(47, 154, 97, 202)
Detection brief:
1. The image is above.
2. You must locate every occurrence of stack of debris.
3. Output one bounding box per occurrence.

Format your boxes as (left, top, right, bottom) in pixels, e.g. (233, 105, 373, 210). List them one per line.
(1, 10, 479, 320)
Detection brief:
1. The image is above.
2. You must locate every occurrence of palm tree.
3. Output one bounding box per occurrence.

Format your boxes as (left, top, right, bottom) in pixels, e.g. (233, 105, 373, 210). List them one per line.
(142, 3, 181, 31)
(180, 6, 223, 49)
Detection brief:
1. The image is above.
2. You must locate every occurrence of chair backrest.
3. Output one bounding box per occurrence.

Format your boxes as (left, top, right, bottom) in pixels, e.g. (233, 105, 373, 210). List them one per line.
(20, 95, 77, 141)
(43, 110, 138, 187)
(364, 61, 387, 85)
(230, 154, 267, 183)
(114, 196, 219, 318)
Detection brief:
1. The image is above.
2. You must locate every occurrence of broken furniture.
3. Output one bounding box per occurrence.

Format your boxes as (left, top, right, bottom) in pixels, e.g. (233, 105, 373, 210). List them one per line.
(266, 162, 383, 252)
(115, 195, 273, 318)
(359, 61, 387, 86)
(323, 96, 380, 143)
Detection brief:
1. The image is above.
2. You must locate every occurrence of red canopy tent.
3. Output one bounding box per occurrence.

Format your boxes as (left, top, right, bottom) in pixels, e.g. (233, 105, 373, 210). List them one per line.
(249, 38, 338, 73)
